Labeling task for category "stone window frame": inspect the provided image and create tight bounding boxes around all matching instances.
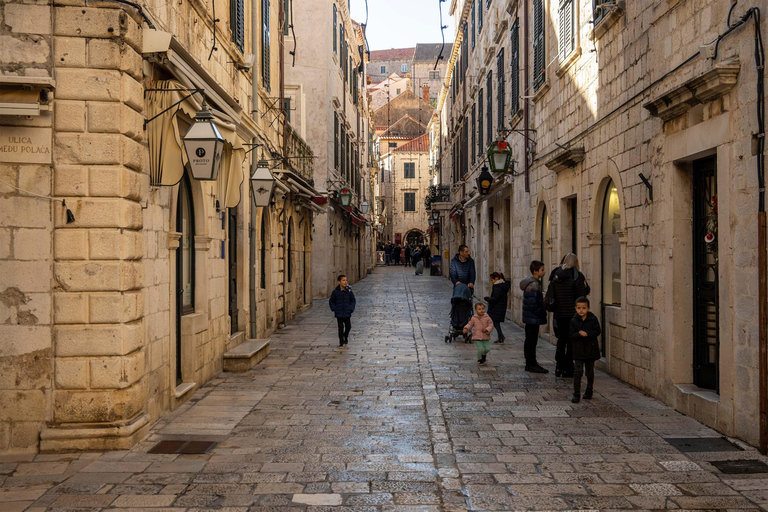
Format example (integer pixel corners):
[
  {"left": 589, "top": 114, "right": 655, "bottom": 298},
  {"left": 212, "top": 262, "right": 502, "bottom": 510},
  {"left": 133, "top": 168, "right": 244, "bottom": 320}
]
[{"left": 555, "top": 0, "right": 582, "bottom": 78}]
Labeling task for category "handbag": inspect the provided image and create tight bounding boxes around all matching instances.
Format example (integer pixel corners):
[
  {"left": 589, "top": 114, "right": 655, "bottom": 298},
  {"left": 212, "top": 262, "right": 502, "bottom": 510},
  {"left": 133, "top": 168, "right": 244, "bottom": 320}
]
[{"left": 543, "top": 281, "right": 556, "bottom": 312}]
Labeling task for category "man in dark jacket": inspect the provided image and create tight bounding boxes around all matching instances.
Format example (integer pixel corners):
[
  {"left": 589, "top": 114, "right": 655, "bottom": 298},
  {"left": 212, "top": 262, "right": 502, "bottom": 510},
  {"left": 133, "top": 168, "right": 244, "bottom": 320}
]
[
  {"left": 383, "top": 242, "right": 392, "bottom": 265},
  {"left": 519, "top": 260, "right": 548, "bottom": 373},
  {"left": 404, "top": 244, "right": 412, "bottom": 267},
  {"left": 329, "top": 275, "right": 356, "bottom": 347},
  {"left": 449, "top": 245, "right": 476, "bottom": 291}
]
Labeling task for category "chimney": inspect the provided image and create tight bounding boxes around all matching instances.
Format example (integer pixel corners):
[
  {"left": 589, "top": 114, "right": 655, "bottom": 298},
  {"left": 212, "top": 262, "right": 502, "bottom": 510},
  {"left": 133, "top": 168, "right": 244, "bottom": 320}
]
[{"left": 422, "top": 84, "right": 430, "bottom": 103}]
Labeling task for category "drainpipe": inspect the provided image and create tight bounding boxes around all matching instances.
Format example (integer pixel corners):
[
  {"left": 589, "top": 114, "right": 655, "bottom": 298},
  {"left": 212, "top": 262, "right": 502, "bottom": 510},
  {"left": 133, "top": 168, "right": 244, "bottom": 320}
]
[
  {"left": 250, "top": 0, "right": 261, "bottom": 337},
  {"left": 279, "top": 0, "right": 287, "bottom": 327},
  {"left": 523, "top": 0, "right": 530, "bottom": 193},
  {"left": 759, "top": 210, "right": 767, "bottom": 454}
]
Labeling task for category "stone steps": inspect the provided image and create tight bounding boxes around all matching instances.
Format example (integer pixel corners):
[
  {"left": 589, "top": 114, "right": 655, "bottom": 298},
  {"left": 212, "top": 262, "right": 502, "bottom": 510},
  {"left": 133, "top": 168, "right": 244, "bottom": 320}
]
[{"left": 222, "top": 339, "right": 271, "bottom": 372}]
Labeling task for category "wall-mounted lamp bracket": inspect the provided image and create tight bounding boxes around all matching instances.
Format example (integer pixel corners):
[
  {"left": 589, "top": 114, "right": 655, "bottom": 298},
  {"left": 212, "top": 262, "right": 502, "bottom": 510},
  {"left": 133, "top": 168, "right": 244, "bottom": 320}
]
[{"left": 638, "top": 173, "right": 653, "bottom": 201}]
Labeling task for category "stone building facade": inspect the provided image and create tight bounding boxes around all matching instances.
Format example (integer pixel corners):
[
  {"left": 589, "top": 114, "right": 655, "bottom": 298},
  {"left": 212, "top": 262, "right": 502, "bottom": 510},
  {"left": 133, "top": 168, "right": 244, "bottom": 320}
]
[
  {"left": 435, "top": 0, "right": 768, "bottom": 447},
  {"left": 0, "top": 0, "right": 324, "bottom": 452},
  {"left": 284, "top": 3, "right": 375, "bottom": 299},
  {"left": 366, "top": 47, "right": 415, "bottom": 84}
]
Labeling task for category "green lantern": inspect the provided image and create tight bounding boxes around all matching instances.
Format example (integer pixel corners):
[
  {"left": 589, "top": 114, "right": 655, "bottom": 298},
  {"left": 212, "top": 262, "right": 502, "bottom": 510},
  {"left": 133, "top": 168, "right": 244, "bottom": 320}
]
[
  {"left": 487, "top": 138, "right": 513, "bottom": 174},
  {"left": 339, "top": 188, "right": 353, "bottom": 207}
]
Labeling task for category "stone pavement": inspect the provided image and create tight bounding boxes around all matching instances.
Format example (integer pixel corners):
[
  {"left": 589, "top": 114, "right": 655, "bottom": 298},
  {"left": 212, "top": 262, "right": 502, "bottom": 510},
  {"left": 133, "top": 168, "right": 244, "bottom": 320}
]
[{"left": 2, "top": 266, "right": 768, "bottom": 511}]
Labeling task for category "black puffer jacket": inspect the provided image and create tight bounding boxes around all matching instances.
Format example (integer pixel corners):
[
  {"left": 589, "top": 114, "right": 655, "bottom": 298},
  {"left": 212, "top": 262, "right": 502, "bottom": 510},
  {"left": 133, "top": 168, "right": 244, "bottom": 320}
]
[
  {"left": 484, "top": 280, "right": 510, "bottom": 323},
  {"left": 569, "top": 311, "right": 602, "bottom": 361},
  {"left": 548, "top": 266, "right": 590, "bottom": 319}
]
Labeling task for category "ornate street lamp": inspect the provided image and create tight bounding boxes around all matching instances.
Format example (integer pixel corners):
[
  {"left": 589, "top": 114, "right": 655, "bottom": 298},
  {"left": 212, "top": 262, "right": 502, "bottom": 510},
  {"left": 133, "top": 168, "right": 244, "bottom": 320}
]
[
  {"left": 431, "top": 209, "right": 440, "bottom": 221},
  {"left": 487, "top": 138, "right": 513, "bottom": 174},
  {"left": 339, "top": 188, "right": 353, "bottom": 207},
  {"left": 182, "top": 100, "right": 225, "bottom": 181},
  {"left": 477, "top": 166, "right": 494, "bottom": 195},
  {"left": 250, "top": 160, "right": 275, "bottom": 207},
  {"left": 361, "top": 200, "right": 370, "bottom": 214},
  {"left": 428, "top": 218, "right": 435, "bottom": 226}
]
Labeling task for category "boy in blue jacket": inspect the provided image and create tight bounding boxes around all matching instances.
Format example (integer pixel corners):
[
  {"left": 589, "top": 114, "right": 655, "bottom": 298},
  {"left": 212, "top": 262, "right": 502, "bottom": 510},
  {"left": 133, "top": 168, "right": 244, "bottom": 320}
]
[
  {"left": 329, "top": 275, "right": 356, "bottom": 347},
  {"left": 519, "top": 260, "right": 548, "bottom": 373}
]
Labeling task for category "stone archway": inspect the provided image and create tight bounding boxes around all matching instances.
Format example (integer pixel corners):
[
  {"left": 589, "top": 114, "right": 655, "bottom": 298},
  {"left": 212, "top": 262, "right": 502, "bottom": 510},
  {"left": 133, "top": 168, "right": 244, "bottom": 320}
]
[{"left": 405, "top": 229, "right": 424, "bottom": 247}]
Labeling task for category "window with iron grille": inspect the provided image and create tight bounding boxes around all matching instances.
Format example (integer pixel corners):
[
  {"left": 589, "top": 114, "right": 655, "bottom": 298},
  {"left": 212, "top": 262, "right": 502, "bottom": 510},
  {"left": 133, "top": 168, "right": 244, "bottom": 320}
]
[
  {"left": 333, "top": 5, "right": 337, "bottom": 53},
  {"left": 533, "top": 0, "right": 545, "bottom": 90},
  {"left": 478, "top": 88, "right": 484, "bottom": 157},
  {"left": 471, "top": 104, "right": 476, "bottom": 165},
  {"left": 404, "top": 162, "right": 415, "bottom": 179},
  {"left": 510, "top": 19, "right": 520, "bottom": 115},
  {"left": 496, "top": 49, "right": 505, "bottom": 129},
  {"left": 471, "top": 2, "right": 476, "bottom": 49},
  {"left": 486, "top": 71, "right": 493, "bottom": 147},
  {"left": 334, "top": 114, "right": 339, "bottom": 170},
  {"left": 404, "top": 192, "right": 416, "bottom": 212},
  {"left": 559, "top": 0, "right": 575, "bottom": 61},
  {"left": 230, "top": 0, "right": 245, "bottom": 52},
  {"left": 262, "top": 0, "right": 271, "bottom": 91}
]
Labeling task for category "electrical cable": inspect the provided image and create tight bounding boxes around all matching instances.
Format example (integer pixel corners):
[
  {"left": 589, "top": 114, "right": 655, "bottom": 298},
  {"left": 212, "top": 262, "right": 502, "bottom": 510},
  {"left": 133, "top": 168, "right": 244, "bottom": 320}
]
[
  {"left": 91, "top": 0, "right": 155, "bottom": 28},
  {"left": 289, "top": 0, "right": 297, "bottom": 66},
  {"left": 434, "top": 0, "right": 447, "bottom": 71},
  {"left": 0, "top": 178, "right": 76, "bottom": 223},
  {"left": 363, "top": 0, "right": 371, "bottom": 61},
  {"left": 208, "top": 0, "right": 219, "bottom": 61}
]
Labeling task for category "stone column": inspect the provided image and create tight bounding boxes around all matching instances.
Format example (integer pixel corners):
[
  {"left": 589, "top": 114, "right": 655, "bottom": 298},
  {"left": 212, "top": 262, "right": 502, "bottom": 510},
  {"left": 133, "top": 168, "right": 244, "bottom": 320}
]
[{"left": 41, "top": 3, "right": 148, "bottom": 451}]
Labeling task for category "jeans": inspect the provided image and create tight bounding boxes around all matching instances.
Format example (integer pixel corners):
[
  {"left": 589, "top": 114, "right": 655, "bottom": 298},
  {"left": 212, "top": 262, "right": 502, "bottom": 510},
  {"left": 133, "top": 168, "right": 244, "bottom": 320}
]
[
  {"left": 337, "top": 317, "right": 351, "bottom": 344},
  {"left": 524, "top": 324, "right": 540, "bottom": 365},
  {"left": 554, "top": 317, "right": 574, "bottom": 375},
  {"left": 385, "top": 254, "right": 391, "bottom": 265},
  {"left": 492, "top": 319, "right": 504, "bottom": 341},
  {"left": 573, "top": 359, "right": 595, "bottom": 395},
  {"left": 475, "top": 339, "right": 490, "bottom": 360}
]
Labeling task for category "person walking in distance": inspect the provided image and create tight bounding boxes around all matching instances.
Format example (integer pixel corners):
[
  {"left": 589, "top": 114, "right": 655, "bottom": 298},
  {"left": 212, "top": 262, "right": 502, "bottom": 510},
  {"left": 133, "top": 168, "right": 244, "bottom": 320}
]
[
  {"left": 520, "top": 260, "right": 549, "bottom": 373},
  {"left": 449, "top": 245, "right": 476, "bottom": 292},
  {"left": 484, "top": 272, "right": 510, "bottom": 344},
  {"left": 569, "top": 297, "right": 602, "bottom": 403},
  {"left": 463, "top": 302, "right": 494, "bottom": 365},
  {"left": 404, "top": 244, "right": 412, "bottom": 267},
  {"left": 384, "top": 242, "right": 392, "bottom": 266},
  {"left": 329, "top": 275, "right": 356, "bottom": 347},
  {"left": 548, "top": 253, "right": 590, "bottom": 378}
]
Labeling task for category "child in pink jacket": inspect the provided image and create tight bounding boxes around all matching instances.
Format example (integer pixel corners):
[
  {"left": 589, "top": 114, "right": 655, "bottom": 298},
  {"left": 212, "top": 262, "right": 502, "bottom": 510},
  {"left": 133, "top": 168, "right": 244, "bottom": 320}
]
[{"left": 464, "top": 303, "right": 495, "bottom": 365}]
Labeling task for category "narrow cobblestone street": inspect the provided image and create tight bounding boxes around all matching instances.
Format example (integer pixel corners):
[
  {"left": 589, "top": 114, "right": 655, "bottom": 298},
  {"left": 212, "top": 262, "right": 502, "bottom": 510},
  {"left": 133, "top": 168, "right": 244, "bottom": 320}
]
[{"left": 3, "top": 266, "right": 768, "bottom": 511}]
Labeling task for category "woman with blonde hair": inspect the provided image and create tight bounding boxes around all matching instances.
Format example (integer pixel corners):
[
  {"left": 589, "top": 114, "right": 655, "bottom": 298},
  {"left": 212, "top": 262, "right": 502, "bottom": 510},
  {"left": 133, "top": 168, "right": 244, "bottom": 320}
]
[{"left": 547, "top": 252, "right": 590, "bottom": 377}]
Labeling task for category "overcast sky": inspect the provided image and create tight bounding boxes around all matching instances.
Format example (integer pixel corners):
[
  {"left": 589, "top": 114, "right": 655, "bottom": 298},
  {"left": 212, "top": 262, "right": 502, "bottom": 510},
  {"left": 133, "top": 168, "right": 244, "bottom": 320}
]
[{"left": 349, "top": 0, "right": 455, "bottom": 51}]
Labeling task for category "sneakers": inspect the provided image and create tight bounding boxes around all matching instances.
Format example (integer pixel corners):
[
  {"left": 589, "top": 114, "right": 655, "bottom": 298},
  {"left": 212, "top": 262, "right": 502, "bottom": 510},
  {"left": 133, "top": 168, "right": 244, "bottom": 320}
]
[
  {"left": 526, "top": 364, "right": 549, "bottom": 374},
  {"left": 478, "top": 355, "right": 487, "bottom": 365},
  {"left": 571, "top": 394, "right": 581, "bottom": 403},
  {"left": 493, "top": 339, "right": 505, "bottom": 344},
  {"left": 582, "top": 389, "right": 593, "bottom": 400}
]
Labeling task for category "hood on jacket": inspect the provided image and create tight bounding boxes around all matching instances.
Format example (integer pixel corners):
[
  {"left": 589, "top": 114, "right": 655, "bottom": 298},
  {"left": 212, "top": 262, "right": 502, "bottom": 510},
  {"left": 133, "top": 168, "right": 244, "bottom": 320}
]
[{"left": 519, "top": 276, "right": 540, "bottom": 292}]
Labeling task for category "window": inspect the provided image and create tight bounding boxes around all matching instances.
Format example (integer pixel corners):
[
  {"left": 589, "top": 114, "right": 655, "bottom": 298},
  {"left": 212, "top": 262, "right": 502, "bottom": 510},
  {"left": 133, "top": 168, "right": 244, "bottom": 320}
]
[
  {"left": 178, "top": 174, "right": 195, "bottom": 314},
  {"left": 559, "top": 0, "right": 575, "bottom": 61},
  {"left": 533, "top": 0, "right": 546, "bottom": 90},
  {"left": 510, "top": 19, "right": 520, "bottom": 115},
  {"left": 401, "top": 63, "right": 408, "bottom": 73},
  {"left": 388, "top": 141, "right": 397, "bottom": 148},
  {"left": 260, "top": 214, "right": 267, "bottom": 289},
  {"left": 396, "top": 88, "right": 401, "bottom": 95},
  {"left": 284, "top": 0, "right": 291, "bottom": 35},
  {"left": 404, "top": 192, "right": 416, "bottom": 212},
  {"left": 471, "top": 1, "right": 476, "bottom": 49},
  {"left": 341, "top": 126, "right": 347, "bottom": 179},
  {"left": 487, "top": 0, "right": 491, "bottom": 7},
  {"left": 471, "top": 104, "right": 476, "bottom": 165},
  {"left": 283, "top": 98, "right": 291, "bottom": 123},
  {"left": 380, "top": 65, "right": 386, "bottom": 73},
  {"left": 478, "top": 0, "right": 483, "bottom": 31},
  {"left": 486, "top": 71, "right": 493, "bottom": 147},
  {"left": 593, "top": 0, "right": 613, "bottom": 24},
  {"left": 429, "top": 70, "right": 440, "bottom": 79},
  {"left": 602, "top": 180, "right": 621, "bottom": 307},
  {"left": 333, "top": 5, "right": 337, "bottom": 53},
  {"left": 230, "top": 0, "right": 245, "bottom": 52},
  {"left": 496, "top": 49, "right": 505, "bottom": 128},
  {"left": 339, "top": 25, "right": 344, "bottom": 70},
  {"left": 262, "top": 0, "right": 271, "bottom": 91},
  {"left": 334, "top": 113, "right": 339, "bottom": 169},
  {"left": 404, "top": 162, "right": 415, "bottom": 179},
  {"left": 478, "top": 88, "right": 484, "bottom": 156}
]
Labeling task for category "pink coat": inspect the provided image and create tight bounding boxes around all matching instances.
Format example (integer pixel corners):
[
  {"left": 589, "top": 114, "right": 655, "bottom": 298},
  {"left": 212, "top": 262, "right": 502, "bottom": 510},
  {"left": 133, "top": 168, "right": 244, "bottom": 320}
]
[{"left": 464, "top": 313, "right": 494, "bottom": 341}]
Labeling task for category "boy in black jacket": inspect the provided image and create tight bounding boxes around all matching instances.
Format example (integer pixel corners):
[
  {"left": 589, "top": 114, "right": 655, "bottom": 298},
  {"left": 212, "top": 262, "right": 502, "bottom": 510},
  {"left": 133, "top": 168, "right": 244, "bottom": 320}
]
[
  {"left": 329, "top": 275, "right": 356, "bottom": 347},
  {"left": 569, "top": 297, "right": 602, "bottom": 403}
]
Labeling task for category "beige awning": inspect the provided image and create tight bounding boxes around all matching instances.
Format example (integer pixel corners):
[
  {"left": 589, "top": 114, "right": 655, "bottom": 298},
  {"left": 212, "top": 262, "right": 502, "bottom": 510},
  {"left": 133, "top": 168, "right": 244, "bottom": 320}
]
[{"left": 146, "top": 80, "right": 245, "bottom": 207}]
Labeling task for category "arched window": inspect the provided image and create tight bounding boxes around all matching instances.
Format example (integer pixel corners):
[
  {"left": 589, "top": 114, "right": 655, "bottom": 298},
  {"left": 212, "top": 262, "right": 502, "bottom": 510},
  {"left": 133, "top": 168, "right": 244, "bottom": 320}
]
[
  {"left": 601, "top": 180, "right": 622, "bottom": 306},
  {"left": 178, "top": 173, "right": 195, "bottom": 314},
  {"left": 287, "top": 219, "right": 293, "bottom": 283},
  {"left": 260, "top": 213, "right": 267, "bottom": 290}
]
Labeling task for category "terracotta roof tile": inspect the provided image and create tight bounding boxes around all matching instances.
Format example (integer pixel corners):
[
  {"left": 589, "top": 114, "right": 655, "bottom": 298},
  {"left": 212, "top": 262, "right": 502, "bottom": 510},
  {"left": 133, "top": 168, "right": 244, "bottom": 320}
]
[
  {"left": 369, "top": 47, "right": 415, "bottom": 61},
  {"left": 393, "top": 133, "right": 429, "bottom": 153}
]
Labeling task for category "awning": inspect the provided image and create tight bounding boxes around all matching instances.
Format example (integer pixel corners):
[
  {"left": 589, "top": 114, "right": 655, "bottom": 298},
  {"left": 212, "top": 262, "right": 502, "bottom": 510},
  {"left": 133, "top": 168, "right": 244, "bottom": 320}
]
[
  {"left": 146, "top": 80, "right": 245, "bottom": 207},
  {"left": 312, "top": 196, "right": 328, "bottom": 205}
]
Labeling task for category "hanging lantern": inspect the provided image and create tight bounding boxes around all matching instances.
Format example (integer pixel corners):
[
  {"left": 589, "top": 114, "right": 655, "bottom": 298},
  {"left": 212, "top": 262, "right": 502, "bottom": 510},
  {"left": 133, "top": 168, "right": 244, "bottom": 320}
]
[
  {"left": 476, "top": 166, "right": 494, "bottom": 195},
  {"left": 339, "top": 188, "right": 353, "bottom": 207},
  {"left": 487, "top": 138, "right": 513, "bottom": 174},
  {"left": 250, "top": 160, "right": 275, "bottom": 207},
  {"left": 182, "top": 100, "right": 225, "bottom": 181},
  {"left": 429, "top": 217, "right": 435, "bottom": 226},
  {"left": 361, "top": 200, "right": 370, "bottom": 214},
  {"left": 432, "top": 209, "right": 440, "bottom": 221}
]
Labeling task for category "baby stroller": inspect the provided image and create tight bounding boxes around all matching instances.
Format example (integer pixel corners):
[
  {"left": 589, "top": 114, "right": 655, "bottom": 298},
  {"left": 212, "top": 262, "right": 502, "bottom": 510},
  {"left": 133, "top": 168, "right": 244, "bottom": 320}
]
[{"left": 445, "top": 284, "right": 473, "bottom": 343}]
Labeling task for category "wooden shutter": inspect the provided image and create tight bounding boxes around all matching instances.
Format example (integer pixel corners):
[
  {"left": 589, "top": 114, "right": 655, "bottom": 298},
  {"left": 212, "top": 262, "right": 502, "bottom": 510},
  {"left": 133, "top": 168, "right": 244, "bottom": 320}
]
[
  {"left": 262, "top": 0, "right": 271, "bottom": 91},
  {"left": 559, "top": 0, "right": 574, "bottom": 61},
  {"left": 471, "top": 104, "right": 476, "bottom": 165},
  {"left": 533, "top": 0, "right": 545, "bottom": 89},
  {"left": 334, "top": 114, "right": 339, "bottom": 170},
  {"left": 333, "top": 5, "right": 337, "bottom": 53},
  {"left": 478, "top": 88, "right": 484, "bottom": 156},
  {"left": 339, "top": 25, "right": 344, "bottom": 70},
  {"left": 486, "top": 71, "right": 493, "bottom": 147},
  {"left": 496, "top": 49, "right": 505, "bottom": 129},
  {"left": 471, "top": 2, "right": 476, "bottom": 49},
  {"left": 230, "top": 0, "right": 245, "bottom": 52},
  {"left": 478, "top": 0, "right": 483, "bottom": 30},
  {"left": 510, "top": 19, "right": 520, "bottom": 115}
]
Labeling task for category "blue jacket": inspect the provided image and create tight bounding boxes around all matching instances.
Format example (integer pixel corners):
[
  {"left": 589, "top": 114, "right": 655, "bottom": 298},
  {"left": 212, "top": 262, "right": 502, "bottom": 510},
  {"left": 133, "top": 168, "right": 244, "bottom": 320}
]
[
  {"left": 329, "top": 285, "right": 356, "bottom": 318},
  {"left": 520, "top": 276, "right": 547, "bottom": 325},
  {"left": 449, "top": 255, "right": 476, "bottom": 286}
]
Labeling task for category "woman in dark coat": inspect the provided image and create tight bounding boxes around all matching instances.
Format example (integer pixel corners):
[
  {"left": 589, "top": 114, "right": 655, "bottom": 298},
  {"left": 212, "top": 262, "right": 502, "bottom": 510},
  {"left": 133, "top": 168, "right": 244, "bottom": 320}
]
[
  {"left": 548, "top": 253, "right": 590, "bottom": 377},
  {"left": 484, "top": 272, "right": 511, "bottom": 344}
]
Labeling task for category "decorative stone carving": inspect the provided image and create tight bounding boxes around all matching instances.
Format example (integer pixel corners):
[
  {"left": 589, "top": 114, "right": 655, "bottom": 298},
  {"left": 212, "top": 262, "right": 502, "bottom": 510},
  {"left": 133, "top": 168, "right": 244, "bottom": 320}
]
[
  {"left": 643, "top": 58, "right": 740, "bottom": 122},
  {"left": 545, "top": 147, "right": 585, "bottom": 172}
]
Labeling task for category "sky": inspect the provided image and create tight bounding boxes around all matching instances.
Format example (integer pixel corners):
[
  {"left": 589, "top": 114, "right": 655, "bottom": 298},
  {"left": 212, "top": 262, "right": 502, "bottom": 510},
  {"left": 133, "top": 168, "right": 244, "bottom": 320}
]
[{"left": 349, "top": 0, "right": 455, "bottom": 51}]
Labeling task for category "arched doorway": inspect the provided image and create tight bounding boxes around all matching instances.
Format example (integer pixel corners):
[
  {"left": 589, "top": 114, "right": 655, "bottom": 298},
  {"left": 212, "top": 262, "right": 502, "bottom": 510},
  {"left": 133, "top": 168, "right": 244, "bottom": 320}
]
[
  {"left": 175, "top": 173, "right": 194, "bottom": 386},
  {"left": 599, "top": 178, "right": 623, "bottom": 359},
  {"left": 405, "top": 230, "right": 423, "bottom": 247}
]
